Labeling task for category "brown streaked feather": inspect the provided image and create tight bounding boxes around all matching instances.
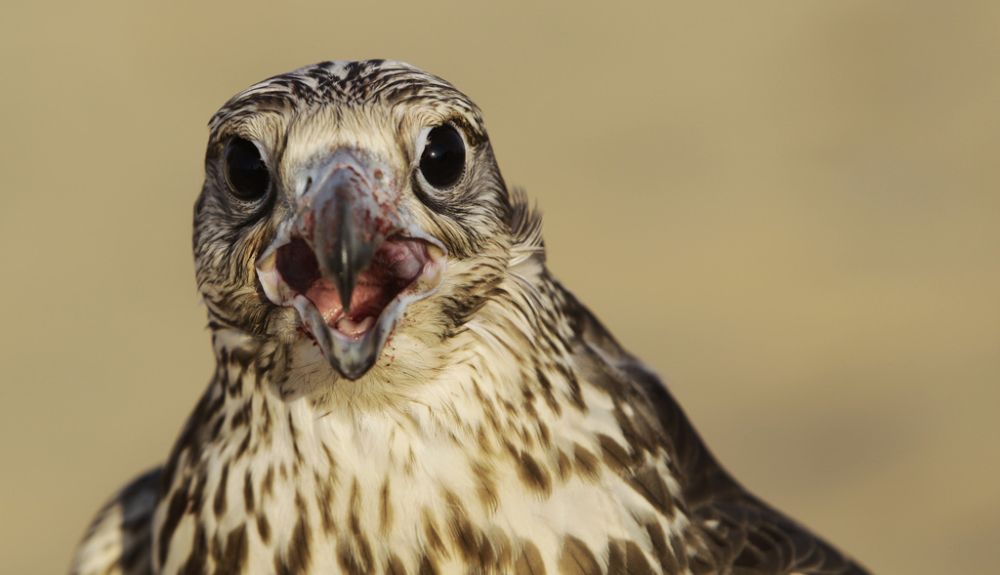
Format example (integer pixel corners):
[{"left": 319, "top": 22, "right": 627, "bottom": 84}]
[
  {"left": 515, "top": 540, "right": 547, "bottom": 575},
  {"left": 558, "top": 536, "right": 602, "bottom": 575}
]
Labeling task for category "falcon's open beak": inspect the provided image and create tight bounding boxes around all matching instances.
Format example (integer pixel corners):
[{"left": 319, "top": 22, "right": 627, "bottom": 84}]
[{"left": 256, "top": 149, "right": 446, "bottom": 379}]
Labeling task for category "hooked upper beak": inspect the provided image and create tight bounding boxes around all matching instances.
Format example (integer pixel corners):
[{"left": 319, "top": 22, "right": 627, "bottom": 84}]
[
  {"left": 256, "top": 149, "right": 446, "bottom": 379},
  {"left": 310, "top": 153, "right": 393, "bottom": 311}
]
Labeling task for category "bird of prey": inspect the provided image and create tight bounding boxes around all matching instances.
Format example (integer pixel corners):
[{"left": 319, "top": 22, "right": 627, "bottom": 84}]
[{"left": 71, "top": 60, "right": 869, "bottom": 575}]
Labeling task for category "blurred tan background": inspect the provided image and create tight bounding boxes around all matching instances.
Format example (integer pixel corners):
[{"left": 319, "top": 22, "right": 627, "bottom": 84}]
[{"left": 1, "top": 1, "right": 998, "bottom": 573}]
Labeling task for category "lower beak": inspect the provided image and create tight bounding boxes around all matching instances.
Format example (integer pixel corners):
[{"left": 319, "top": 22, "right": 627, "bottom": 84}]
[{"left": 256, "top": 149, "right": 445, "bottom": 379}]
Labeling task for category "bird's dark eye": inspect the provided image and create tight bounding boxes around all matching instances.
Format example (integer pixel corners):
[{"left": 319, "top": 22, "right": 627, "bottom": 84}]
[
  {"left": 224, "top": 138, "right": 270, "bottom": 201},
  {"left": 419, "top": 125, "right": 465, "bottom": 189}
]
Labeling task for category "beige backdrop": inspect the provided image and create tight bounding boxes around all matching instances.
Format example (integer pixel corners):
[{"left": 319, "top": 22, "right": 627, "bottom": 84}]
[{"left": 2, "top": 1, "right": 998, "bottom": 573}]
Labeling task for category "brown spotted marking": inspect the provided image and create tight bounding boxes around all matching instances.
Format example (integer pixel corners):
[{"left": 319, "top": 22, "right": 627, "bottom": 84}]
[
  {"left": 273, "top": 499, "right": 312, "bottom": 574},
  {"left": 597, "top": 434, "right": 633, "bottom": 475},
  {"left": 517, "top": 451, "right": 552, "bottom": 495},
  {"left": 255, "top": 513, "right": 272, "bottom": 545},
  {"left": 607, "top": 538, "right": 656, "bottom": 575},
  {"left": 418, "top": 555, "right": 440, "bottom": 575},
  {"left": 243, "top": 471, "right": 255, "bottom": 514},
  {"left": 379, "top": 478, "right": 394, "bottom": 534},
  {"left": 215, "top": 525, "right": 248, "bottom": 575},
  {"left": 385, "top": 553, "right": 408, "bottom": 575},
  {"left": 421, "top": 508, "right": 449, "bottom": 561},
  {"left": 645, "top": 522, "right": 681, "bottom": 575},
  {"left": 179, "top": 522, "right": 208, "bottom": 575},
  {"left": 472, "top": 459, "right": 500, "bottom": 513},
  {"left": 515, "top": 540, "right": 547, "bottom": 575},
  {"left": 336, "top": 537, "right": 373, "bottom": 575},
  {"left": 556, "top": 449, "right": 573, "bottom": 481},
  {"left": 627, "top": 465, "right": 675, "bottom": 516},
  {"left": 573, "top": 443, "right": 601, "bottom": 480},
  {"left": 558, "top": 536, "right": 601, "bottom": 575},
  {"left": 213, "top": 465, "right": 229, "bottom": 517}
]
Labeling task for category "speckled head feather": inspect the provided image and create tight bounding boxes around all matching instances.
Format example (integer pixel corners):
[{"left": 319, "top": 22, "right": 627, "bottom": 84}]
[
  {"left": 194, "top": 60, "right": 507, "bottom": 339},
  {"left": 71, "top": 60, "right": 869, "bottom": 575}
]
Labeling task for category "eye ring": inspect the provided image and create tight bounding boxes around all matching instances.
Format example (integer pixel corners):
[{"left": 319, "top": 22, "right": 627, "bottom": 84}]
[
  {"left": 224, "top": 137, "right": 271, "bottom": 202},
  {"left": 417, "top": 124, "right": 466, "bottom": 190}
]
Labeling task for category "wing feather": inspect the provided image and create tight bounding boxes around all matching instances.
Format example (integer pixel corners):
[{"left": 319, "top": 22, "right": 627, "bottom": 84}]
[
  {"left": 70, "top": 468, "right": 161, "bottom": 575},
  {"left": 561, "top": 286, "right": 869, "bottom": 575}
]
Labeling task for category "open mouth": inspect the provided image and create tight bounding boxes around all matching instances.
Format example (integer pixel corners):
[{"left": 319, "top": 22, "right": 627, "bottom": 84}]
[
  {"left": 256, "top": 228, "right": 446, "bottom": 379},
  {"left": 273, "top": 235, "right": 439, "bottom": 339},
  {"left": 255, "top": 147, "right": 446, "bottom": 379}
]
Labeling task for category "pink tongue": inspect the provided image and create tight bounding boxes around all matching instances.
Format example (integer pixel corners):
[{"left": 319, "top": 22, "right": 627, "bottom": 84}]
[
  {"left": 305, "top": 278, "right": 345, "bottom": 323},
  {"left": 336, "top": 315, "right": 375, "bottom": 337},
  {"left": 304, "top": 275, "right": 393, "bottom": 324}
]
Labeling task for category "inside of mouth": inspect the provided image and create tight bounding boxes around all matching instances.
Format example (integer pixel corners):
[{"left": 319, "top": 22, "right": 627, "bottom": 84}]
[{"left": 276, "top": 236, "right": 429, "bottom": 338}]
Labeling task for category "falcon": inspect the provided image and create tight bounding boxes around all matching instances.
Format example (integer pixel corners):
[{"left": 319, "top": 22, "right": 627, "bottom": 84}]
[{"left": 71, "top": 60, "right": 869, "bottom": 575}]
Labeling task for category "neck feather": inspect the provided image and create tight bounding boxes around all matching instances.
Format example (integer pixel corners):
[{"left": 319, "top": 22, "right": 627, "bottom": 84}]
[{"left": 154, "top": 254, "right": 690, "bottom": 574}]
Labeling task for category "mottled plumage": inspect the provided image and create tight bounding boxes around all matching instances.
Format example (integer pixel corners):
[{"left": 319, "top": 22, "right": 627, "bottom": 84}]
[{"left": 71, "top": 60, "right": 868, "bottom": 575}]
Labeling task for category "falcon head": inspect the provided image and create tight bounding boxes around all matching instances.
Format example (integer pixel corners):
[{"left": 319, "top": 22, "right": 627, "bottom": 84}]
[{"left": 193, "top": 60, "right": 520, "bottom": 382}]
